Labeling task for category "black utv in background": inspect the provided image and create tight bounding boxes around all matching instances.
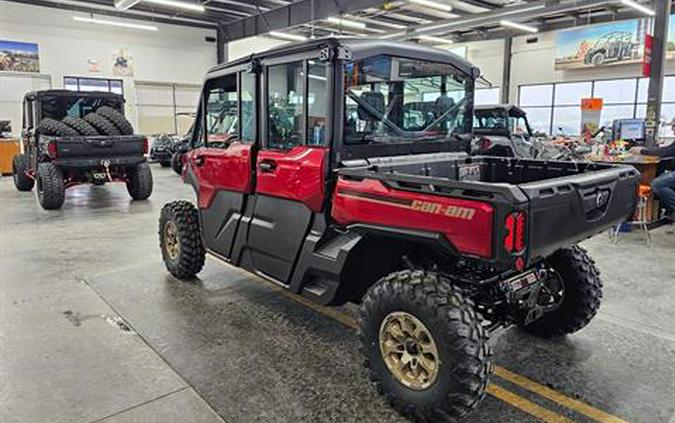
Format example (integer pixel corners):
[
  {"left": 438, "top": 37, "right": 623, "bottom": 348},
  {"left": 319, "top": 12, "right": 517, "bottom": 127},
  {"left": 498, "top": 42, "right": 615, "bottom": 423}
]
[{"left": 12, "top": 90, "right": 152, "bottom": 210}]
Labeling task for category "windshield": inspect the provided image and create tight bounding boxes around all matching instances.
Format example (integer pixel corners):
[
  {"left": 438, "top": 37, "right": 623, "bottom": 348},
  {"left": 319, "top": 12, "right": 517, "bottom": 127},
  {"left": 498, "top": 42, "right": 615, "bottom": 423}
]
[
  {"left": 344, "top": 55, "right": 472, "bottom": 145},
  {"left": 474, "top": 110, "right": 531, "bottom": 137}
]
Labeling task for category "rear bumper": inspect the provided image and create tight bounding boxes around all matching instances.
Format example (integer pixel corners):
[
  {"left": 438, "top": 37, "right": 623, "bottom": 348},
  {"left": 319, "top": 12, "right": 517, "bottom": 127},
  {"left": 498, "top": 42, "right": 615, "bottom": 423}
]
[
  {"left": 54, "top": 156, "right": 146, "bottom": 169},
  {"left": 150, "top": 150, "right": 172, "bottom": 162}
]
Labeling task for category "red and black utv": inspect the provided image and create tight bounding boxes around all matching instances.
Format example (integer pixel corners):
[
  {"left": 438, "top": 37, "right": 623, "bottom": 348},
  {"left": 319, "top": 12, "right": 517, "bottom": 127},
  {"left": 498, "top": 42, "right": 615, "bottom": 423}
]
[
  {"left": 12, "top": 90, "right": 152, "bottom": 210},
  {"left": 158, "top": 38, "right": 639, "bottom": 421}
]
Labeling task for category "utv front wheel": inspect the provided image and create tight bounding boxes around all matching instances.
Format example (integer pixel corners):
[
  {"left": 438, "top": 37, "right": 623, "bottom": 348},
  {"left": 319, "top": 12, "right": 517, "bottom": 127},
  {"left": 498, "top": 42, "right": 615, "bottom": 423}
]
[
  {"left": 359, "top": 270, "right": 492, "bottom": 421},
  {"left": 12, "top": 154, "right": 34, "bottom": 191},
  {"left": 159, "top": 201, "right": 205, "bottom": 279},
  {"left": 520, "top": 246, "right": 602, "bottom": 337},
  {"left": 36, "top": 162, "right": 65, "bottom": 210},
  {"left": 126, "top": 162, "right": 153, "bottom": 200}
]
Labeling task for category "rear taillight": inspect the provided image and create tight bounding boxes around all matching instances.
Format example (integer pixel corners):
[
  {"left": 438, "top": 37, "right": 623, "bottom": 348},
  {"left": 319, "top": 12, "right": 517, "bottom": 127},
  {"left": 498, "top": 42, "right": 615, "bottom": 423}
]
[
  {"left": 47, "top": 141, "right": 58, "bottom": 158},
  {"left": 504, "top": 211, "right": 526, "bottom": 254},
  {"left": 143, "top": 137, "right": 149, "bottom": 155},
  {"left": 479, "top": 137, "right": 492, "bottom": 150}
]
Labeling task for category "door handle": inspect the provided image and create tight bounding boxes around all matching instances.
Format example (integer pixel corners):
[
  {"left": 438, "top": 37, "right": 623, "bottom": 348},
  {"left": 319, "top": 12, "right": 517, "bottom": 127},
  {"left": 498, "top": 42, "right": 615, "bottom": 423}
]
[
  {"left": 259, "top": 159, "right": 276, "bottom": 173},
  {"left": 194, "top": 156, "right": 205, "bottom": 167}
]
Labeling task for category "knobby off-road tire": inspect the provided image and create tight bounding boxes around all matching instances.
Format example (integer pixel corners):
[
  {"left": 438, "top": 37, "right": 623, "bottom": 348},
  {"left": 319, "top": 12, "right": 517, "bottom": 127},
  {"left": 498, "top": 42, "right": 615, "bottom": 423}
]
[
  {"left": 159, "top": 201, "right": 205, "bottom": 279},
  {"left": 84, "top": 113, "right": 121, "bottom": 136},
  {"left": 96, "top": 106, "right": 134, "bottom": 135},
  {"left": 171, "top": 152, "right": 183, "bottom": 175},
  {"left": 62, "top": 116, "right": 99, "bottom": 136},
  {"left": 37, "top": 118, "right": 79, "bottom": 137},
  {"left": 521, "top": 246, "right": 602, "bottom": 337},
  {"left": 359, "top": 270, "right": 492, "bottom": 422},
  {"left": 12, "top": 153, "right": 34, "bottom": 191},
  {"left": 36, "top": 162, "right": 65, "bottom": 210},
  {"left": 126, "top": 162, "right": 153, "bottom": 200}
]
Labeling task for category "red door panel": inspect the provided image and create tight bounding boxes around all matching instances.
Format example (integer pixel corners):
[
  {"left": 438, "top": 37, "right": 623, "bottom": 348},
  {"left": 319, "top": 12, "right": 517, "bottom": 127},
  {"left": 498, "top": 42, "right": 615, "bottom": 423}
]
[
  {"left": 331, "top": 177, "right": 495, "bottom": 258},
  {"left": 188, "top": 142, "right": 253, "bottom": 209},
  {"left": 255, "top": 146, "right": 328, "bottom": 212}
]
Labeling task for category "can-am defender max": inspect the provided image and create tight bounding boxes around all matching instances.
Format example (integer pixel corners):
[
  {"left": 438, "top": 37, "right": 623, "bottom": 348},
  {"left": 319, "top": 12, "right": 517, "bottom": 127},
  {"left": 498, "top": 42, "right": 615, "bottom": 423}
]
[{"left": 158, "top": 38, "right": 638, "bottom": 421}]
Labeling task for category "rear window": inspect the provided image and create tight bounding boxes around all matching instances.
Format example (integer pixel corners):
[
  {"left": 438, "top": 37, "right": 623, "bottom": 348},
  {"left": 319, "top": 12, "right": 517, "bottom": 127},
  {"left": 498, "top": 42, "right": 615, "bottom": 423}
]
[{"left": 39, "top": 95, "right": 124, "bottom": 120}]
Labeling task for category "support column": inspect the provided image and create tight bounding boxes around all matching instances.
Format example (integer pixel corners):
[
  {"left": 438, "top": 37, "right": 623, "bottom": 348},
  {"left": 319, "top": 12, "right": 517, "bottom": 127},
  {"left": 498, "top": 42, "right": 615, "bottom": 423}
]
[
  {"left": 645, "top": 0, "right": 671, "bottom": 146},
  {"left": 501, "top": 36, "right": 513, "bottom": 104},
  {"left": 216, "top": 26, "right": 227, "bottom": 64}
]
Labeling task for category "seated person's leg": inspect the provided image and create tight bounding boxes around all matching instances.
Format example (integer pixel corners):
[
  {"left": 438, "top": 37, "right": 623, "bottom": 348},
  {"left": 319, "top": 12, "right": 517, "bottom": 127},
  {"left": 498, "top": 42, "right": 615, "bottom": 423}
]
[{"left": 651, "top": 172, "right": 675, "bottom": 215}]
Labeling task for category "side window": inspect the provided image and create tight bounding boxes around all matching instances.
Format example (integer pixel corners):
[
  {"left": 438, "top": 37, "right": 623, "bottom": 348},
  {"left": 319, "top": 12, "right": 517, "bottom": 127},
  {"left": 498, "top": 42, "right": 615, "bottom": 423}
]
[
  {"left": 307, "top": 61, "right": 328, "bottom": 145},
  {"left": 240, "top": 72, "right": 256, "bottom": 143},
  {"left": 192, "top": 105, "right": 205, "bottom": 148},
  {"left": 267, "top": 61, "right": 304, "bottom": 150},
  {"left": 205, "top": 74, "right": 238, "bottom": 149}
]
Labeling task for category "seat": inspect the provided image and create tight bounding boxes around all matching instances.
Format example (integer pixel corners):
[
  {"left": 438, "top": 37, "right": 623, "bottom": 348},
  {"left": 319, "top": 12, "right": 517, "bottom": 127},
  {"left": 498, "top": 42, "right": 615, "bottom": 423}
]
[{"left": 610, "top": 184, "right": 652, "bottom": 246}]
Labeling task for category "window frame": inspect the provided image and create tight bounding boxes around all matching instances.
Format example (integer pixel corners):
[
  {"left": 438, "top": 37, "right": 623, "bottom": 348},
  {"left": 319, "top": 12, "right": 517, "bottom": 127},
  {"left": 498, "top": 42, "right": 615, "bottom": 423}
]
[
  {"left": 518, "top": 75, "right": 675, "bottom": 135},
  {"left": 63, "top": 76, "right": 124, "bottom": 95},
  {"left": 260, "top": 52, "right": 329, "bottom": 151}
]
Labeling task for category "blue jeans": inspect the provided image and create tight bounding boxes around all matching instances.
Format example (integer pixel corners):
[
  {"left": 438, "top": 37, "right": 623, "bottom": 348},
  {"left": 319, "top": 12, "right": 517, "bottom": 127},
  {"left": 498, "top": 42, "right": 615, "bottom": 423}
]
[{"left": 651, "top": 171, "right": 675, "bottom": 212}]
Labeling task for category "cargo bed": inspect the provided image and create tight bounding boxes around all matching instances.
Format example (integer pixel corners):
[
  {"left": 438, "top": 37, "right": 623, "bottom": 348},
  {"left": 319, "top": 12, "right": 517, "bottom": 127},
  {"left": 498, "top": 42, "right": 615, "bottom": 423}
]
[{"left": 336, "top": 152, "right": 640, "bottom": 268}]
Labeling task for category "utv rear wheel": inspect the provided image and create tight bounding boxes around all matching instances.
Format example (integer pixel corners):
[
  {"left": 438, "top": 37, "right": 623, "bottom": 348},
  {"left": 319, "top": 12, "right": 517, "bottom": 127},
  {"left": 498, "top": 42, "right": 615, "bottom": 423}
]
[
  {"left": 359, "top": 270, "right": 492, "bottom": 422},
  {"left": 12, "top": 154, "right": 34, "bottom": 191},
  {"left": 159, "top": 201, "right": 205, "bottom": 279},
  {"left": 126, "top": 162, "right": 153, "bottom": 200},
  {"left": 171, "top": 152, "right": 183, "bottom": 175},
  {"left": 520, "top": 246, "right": 602, "bottom": 337},
  {"left": 96, "top": 106, "right": 134, "bottom": 135},
  {"left": 36, "top": 162, "right": 65, "bottom": 210}
]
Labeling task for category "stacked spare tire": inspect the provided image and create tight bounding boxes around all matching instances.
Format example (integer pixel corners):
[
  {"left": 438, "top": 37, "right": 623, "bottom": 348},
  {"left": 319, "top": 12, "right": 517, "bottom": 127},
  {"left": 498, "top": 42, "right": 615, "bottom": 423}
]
[
  {"left": 36, "top": 106, "right": 134, "bottom": 137},
  {"left": 13, "top": 102, "right": 152, "bottom": 210}
]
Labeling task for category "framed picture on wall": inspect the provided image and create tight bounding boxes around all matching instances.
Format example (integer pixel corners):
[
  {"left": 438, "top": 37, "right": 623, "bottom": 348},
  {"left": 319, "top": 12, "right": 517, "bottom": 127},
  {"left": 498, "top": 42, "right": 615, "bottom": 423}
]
[{"left": 0, "top": 40, "right": 40, "bottom": 73}]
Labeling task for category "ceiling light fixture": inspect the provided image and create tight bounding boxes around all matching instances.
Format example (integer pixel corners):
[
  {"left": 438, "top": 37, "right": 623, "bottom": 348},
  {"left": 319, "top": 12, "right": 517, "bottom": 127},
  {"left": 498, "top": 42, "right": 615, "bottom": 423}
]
[
  {"left": 417, "top": 35, "right": 454, "bottom": 45},
  {"left": 268, "top": 31, "right": 308, "bottom": 41},
  {"left": 73, "top": 16, "right": 158, "bottom": 31},
  {"left": 499, "top": 20, "right": 538, "bottom": 33},
  {"left": 143, "top": 0, "right": 205, "bottom": 12},
  {"left": 620, "top": 0, "right": 655, "bottom": 16},
  {"left": 326, "top": 17, "right": 367, "bottom": 30},
  {"left": 409, "top": 0, "right": 452, "bottom": 12}
]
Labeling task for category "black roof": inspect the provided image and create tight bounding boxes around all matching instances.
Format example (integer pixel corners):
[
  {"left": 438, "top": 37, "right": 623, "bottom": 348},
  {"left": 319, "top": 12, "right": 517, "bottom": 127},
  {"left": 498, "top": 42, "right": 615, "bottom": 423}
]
[
  {"left": 208, "top": 36, "right": 480, "bottom": 78},
  {"left": 475, "top": 104, "right": 527, "bottom": 116},
  {"left": 25, "top": 90, "right": 124, "bottom": 101}
]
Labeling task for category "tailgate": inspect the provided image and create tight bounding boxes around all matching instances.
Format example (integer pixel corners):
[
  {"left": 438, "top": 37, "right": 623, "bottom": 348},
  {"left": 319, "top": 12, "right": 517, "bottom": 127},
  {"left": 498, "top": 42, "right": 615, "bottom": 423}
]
[
  {"left": 46, "top": 135, "right": 145, "bottom": 158},
  {"left": 519, "top": 165, "right": 639, "bottom": 263}
]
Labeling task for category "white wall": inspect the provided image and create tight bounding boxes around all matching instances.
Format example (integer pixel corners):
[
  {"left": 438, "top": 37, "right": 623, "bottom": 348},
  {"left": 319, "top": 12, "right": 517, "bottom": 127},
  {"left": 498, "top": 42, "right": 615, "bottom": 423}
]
[
  {"left": 458, "top": 39, "right": 505, "bottom": 89},
  {"left": 228, "top": 36, "right": 290, "bottom": 62},
  {"left": 0, "top": 2, "right": 216, "bottom": 130}
]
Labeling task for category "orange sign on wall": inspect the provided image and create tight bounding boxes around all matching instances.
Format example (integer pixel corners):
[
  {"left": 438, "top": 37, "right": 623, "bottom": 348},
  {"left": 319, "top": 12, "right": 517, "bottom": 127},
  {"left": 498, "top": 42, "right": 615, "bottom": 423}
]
[{"left": 581, "top": 98, "right": 604, "bottom": 111}]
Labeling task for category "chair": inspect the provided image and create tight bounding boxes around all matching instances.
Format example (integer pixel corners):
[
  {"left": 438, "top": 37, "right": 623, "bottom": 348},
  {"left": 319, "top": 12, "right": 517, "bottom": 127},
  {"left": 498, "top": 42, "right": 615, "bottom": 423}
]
[{"left": 610, "top": 184, "right": 652, "bottom": 246}]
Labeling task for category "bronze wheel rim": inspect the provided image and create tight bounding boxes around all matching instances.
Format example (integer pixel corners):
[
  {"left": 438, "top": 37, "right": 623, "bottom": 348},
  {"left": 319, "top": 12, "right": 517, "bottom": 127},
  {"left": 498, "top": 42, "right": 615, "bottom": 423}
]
[
  {"left": 379, "top": 311, "right": 439, "bottom": 390},
  {"left": 164, "top": 221, "right": 180, "bottom": 260}
]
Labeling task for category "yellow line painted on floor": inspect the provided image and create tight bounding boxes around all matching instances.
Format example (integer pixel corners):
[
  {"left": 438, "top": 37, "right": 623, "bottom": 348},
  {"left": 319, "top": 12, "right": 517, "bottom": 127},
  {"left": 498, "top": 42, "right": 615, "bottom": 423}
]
[
  {"left": 486, "top": 383, "right": 576, "bottom": 423},
  {"left": 494, "top": 367, "right": 630, "bottom": 423}
]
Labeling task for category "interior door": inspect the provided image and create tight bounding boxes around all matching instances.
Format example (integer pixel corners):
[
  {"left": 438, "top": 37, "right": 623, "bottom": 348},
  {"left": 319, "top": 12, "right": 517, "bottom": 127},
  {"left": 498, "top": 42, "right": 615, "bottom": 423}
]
[
  {"left": 186, "top": 71, "right": 254, "bottom": 260},
  {"left": 246, "top": 59, "right": 330, "bottom": 283}
]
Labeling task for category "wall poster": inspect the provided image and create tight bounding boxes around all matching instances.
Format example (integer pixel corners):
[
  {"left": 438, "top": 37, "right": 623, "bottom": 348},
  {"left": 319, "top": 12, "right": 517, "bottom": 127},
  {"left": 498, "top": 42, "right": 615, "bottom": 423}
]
[{"left": 0, "top": 40, "right": 40, "bottom": 73}]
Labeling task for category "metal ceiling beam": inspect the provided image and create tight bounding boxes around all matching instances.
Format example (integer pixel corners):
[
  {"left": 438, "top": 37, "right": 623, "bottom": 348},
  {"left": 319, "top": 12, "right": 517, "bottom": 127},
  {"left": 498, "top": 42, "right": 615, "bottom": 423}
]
[
  {"left": 221, "top": 0, "right": 385, "bottom": 41},
  {"left": 385, "top": 0, "right": 614, "bottom": 40},
  {"left": 3, "top": 0, "right": 218, "bottom": 29}
]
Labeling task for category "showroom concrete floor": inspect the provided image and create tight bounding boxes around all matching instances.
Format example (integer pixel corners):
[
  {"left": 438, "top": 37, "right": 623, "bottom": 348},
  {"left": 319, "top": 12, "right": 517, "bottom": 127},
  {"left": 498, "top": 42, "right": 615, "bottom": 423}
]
[{"left": 1, "top": 167, "right": 674, "bottom": 423}]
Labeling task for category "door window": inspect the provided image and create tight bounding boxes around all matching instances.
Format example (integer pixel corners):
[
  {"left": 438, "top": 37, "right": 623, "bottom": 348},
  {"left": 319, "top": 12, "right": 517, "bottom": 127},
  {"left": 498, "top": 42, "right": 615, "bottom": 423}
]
[
  {"left": 240, "top": 72, "right": 256, "bottom": 143},
  {"left": 307, "top": 61, "right": 328, "bottom": 146},
  {"left": 267, "top": 61, "right": 305, "bottom": 149},
  {"left": 204, "top": 74, "right": 238, "bottom": 149}
]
